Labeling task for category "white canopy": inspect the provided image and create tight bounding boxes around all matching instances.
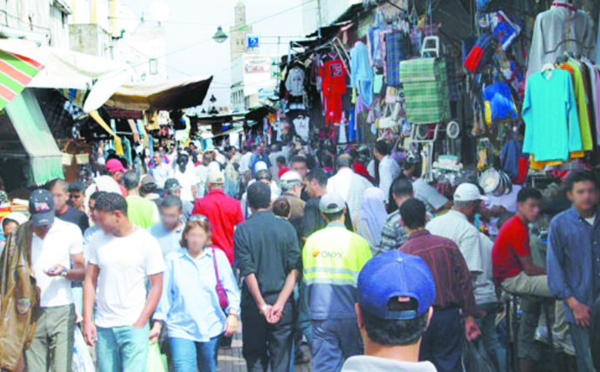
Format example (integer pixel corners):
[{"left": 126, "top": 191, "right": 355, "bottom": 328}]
[{"left": 0, "top": 39, "right": 127, "bottom": 112}]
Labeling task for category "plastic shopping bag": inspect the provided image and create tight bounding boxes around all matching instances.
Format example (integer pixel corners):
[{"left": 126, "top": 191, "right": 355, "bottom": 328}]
[
  {"left": 462, "top": 339, "right": 498, "bottom": 372},
  {"left": 72, "top": 327, "right": 95, "bottom": 372},
  {"left": 147, "top": 342, "right": 168, "bottom": 372}
]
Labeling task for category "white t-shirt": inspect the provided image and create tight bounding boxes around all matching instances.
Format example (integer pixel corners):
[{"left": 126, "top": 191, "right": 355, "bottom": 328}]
[
  {"left": 327, "top": 168, "right": 373, "bottom": 223},
  {"left": 171, "top": 163, "right": 199, "bottom": 202},
  {"left": 32, "top": 219, "right": 83, "bottom": 308},
  {"left": 88, "top": 228, "right": 166, "bottom": 328},
  {"left": 585, "top": 215, "right": 596, "bottom": 226}
]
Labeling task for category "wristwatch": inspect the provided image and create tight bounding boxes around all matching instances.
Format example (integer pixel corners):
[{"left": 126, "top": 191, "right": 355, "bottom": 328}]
[
  {"left": 60, "top": 267, "right": 68, "bottom": 278},
  {"left": 228, "top": 309, "right": 239, "bottom": 319}
]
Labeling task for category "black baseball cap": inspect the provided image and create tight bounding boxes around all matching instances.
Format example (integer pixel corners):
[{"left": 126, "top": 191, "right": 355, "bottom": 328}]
[
  {"left": 68, "top": 180, "right": 86, "bottom": 193},
  {"left": 29, "top": 189, "right": 55, "bottom": 226}
]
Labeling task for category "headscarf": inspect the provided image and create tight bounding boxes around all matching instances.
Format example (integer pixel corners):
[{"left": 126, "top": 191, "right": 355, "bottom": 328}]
[{"left": 358, "top": 187, "right": 387, "bottom": 247}]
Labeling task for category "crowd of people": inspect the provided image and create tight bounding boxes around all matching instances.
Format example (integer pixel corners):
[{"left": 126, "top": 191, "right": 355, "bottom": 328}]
[{"left": 2, "top": 139, "right": 600, "bottom": 372}]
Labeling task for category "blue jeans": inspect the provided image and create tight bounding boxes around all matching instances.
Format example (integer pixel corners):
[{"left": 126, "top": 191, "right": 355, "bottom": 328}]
[
  {"left": 169, "top": 336, "right": 220, "bottom": 372},
  {"left": 476, "top": 302, "right": 506, "bottom": 372},
  {"left": 96, "top": 325, "right": 149, "bottom": 372},
  {"left": 570, "top": 324, "right": 595, "bottom": 372},
  {"left": 311, "top": 318, "right": 362, "bottom": 372}
]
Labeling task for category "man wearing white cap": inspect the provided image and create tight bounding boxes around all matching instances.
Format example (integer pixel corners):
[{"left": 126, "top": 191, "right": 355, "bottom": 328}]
[
  {"left": 280, "top": 170, "right": 306, "bottom": 224},
  {"left": 426, "top": 183, "right": 495, "bottom": 328}
]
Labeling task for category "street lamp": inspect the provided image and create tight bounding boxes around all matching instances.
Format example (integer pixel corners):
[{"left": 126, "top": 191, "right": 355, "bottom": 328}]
[
  {"left": 208, "top": 95, "right": 219, "bottom": 115},
  {"left": 213, "top": 26, "right": 228, "bottom": 43}
]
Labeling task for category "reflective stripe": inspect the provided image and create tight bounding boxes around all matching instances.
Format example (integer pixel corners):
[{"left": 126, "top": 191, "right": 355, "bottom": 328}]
[
  {"left": 305, "top": 277, "right": 357, "bottom": 286},
  {"left": 304, "top": 267, "right": 358, "bottom": 276}
]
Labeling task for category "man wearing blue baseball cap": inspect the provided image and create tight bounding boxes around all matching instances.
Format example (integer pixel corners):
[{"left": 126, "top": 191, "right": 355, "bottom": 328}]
[
  {"left": 341, "top": 250, "right": 437, "bottom": 371},
  {"left": 26, "top": 189, "right": 85, "bottom": 372}
]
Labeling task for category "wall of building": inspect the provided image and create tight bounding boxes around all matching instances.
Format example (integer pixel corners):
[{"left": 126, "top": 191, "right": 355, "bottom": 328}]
[
  {"left": 230, "top": 53, "right": 276, "bottom": 111},
  {"left": 0, "top": 0, "right": 71, "bottom": 48},
  {"left": 69, "top": 23, "right": 112, "bottom": 58},
  {"left": 114, "top": 23, "right": 167, "bottom": 83}
]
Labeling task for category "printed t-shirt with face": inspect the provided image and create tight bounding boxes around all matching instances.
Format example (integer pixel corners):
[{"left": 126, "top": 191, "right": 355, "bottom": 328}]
[
  {"left": 88, "top": 227, "right": 166, "bottom": 328},
  {"left": 32, "top": 219, "right": 83, "bottom": 307}
]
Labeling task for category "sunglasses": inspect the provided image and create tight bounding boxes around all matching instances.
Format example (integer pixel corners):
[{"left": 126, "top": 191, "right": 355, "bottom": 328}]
[{"left": 188, "top": 214, "right": 208, "bottom": 222}]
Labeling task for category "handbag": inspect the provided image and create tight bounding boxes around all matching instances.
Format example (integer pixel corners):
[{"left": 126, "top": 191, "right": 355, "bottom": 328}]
[{"left": 212, "top": 247, "right": 229, "bottom": 310}]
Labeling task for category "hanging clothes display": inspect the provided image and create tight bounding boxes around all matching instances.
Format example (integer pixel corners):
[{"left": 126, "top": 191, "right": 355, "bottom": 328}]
[
  {"left": 384, "top": 31, "right": 411, "bottom": 86},
  {"left": 350, "top": 41, "right": 374, "bottom": 106},
  {"left": 292, "top": 114, "right": 310, "bottom": 142},
  {"left": 522, "top": 69, "right": 581, "bottom": 162},
  {"left": 527, "top": 1, "right": 596, "bottom": 77},
  {"left": 557, "top": 61, "right": 593, "bottom": 151},
  {"left": 597, "top": 11, "right": 600, "bottom": 64},
  {"left": 319, "top": 55, "right": 347, "bottom": 126}
]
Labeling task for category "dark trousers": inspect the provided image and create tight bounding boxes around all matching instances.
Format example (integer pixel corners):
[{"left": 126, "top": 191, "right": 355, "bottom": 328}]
[
  {"left": 420, "top": 307, "right": 463, "bottom": 372},
  {"left": 241, "top": 292, "right": 295, "bottom": 372}
]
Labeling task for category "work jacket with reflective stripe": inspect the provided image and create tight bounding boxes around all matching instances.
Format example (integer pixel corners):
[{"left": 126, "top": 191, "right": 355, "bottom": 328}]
[{"left": 303, "top": 223, "right": 372, "bottom": 320}]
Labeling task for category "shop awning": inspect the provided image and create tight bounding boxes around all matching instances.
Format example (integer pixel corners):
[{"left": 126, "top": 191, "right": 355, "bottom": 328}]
[
  {"left": 105, "top": 75, "right": 214, "bottom": 111},
  {"left": 5, "top": 89, "right": 64, "bottom": 185},
  {"left": 0, "top": 38, "right": 130, "bottom": 112}
]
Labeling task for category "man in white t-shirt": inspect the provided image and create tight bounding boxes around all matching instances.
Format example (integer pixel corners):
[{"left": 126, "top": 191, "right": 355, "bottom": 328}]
[
  {"left": 327, "top": 154, "right": 373, "bottom": 222},
  {"left": 83, "top": 193, "right": 165, "bottom": 372},
  {"left": 25, "top": 189, "right": 85, "bottom": 372}
]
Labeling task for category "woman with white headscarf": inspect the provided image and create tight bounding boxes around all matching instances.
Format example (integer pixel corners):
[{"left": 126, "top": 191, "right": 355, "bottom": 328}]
[{"left": 355, "top": 187, "right": 387, "bottom": 255}]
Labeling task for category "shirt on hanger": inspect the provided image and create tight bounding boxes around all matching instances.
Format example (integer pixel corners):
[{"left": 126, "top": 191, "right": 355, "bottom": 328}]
[
  {"left": 558, "top": 61, "right": 593, "bottom": 151},
  {"left": 292, "top": 115, "right": 310, "bottom": 142},
  {"left": 522, "top": 69, "right": 582, "bottom": 162},
  {"left": 319, "top": 59, "right": 347, "bottom": 96},
  {"left": 527, "top": 5, "right": 596, "bottom": 77},
  {"left": 350, "top": 41, "right": 374, "bottom": 106}
]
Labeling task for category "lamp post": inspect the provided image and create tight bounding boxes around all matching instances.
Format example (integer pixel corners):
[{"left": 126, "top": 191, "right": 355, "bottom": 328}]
[
  {"left": 208, "top": 95, "right": 219, "bottom": 115},
  {"left": 213, "top": 26, "right": 228, "bottom": 43}
]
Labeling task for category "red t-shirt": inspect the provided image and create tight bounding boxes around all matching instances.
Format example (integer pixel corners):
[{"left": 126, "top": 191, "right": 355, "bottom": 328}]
[
  {"left": 492, "top": 215, "right": 530, "bottom": 281},
  {"left": 192, "top": 189, "right": 244, "bottom": 265},
  {"left": 318, "top": 60, "right": 346, "bottom": 96},
  {"left": 278, "top": 167, "right": 290, "bottom": 178}
]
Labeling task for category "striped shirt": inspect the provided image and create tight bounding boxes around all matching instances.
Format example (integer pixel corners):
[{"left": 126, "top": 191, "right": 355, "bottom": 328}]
[{"left": 400, "top": 229, "right": 479, "bottom": 317}]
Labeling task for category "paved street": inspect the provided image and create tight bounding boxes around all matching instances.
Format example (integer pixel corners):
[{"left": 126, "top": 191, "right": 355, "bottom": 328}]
[{"left": 218, "top": 329, "right": 311, "bottom": 372}]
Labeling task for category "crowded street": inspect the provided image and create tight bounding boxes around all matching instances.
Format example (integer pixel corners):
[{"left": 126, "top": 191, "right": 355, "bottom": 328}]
[{"left": 1, "top": 0, "right": 600, "bottom": 372}]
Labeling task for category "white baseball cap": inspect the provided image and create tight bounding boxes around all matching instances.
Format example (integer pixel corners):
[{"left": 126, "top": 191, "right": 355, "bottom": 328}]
[
  {"left": 254, "top": 161, "right": 268, "bottom": 172},
  {"left": 454, "top": 183, "right": 488, "bottom": 202},
  {"left": 280, "top": 170, "right": 303, "bottom": 184},
  {"left": 207, "top": 169, "right": 225, "bottom": 185}
]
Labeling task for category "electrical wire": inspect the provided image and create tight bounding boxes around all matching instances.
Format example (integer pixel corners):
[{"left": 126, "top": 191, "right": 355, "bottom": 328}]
[{"left": 123, "top": 0, "right": 314, "bottom": 71}]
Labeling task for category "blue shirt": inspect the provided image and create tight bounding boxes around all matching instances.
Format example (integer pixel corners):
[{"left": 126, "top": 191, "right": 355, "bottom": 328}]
[
  {"left": 154, "top": 247, "right": 241, "bottom": 342},
  {"left": 148, "top": 223, "right": 184, "bottom": 258},
  {"left": 248, "top": 152, "right": 272, "bottom": 176},
  {"left": 547, "top": 206, "right": 600, "bottom": 323},
  {"left": 522, "top": 70, "right": 581, "bottom": 161}
]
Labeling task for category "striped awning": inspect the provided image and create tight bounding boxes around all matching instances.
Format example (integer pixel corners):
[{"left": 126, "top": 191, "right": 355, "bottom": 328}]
[{"left": 0, "top": 49, "right": 43, "bottom": 110}]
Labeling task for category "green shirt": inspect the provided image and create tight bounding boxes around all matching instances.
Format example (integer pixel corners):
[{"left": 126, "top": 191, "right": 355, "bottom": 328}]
[{"left": 126, "top": 195, "right": 159, "bottom": 229}]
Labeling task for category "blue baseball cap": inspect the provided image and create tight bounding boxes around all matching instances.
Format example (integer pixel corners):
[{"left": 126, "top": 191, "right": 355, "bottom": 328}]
[
  {"left": 28, "top": 189, "right": 55, "bottom": 227},
  {"left": 358, "top": 250, "right": 436, "bottom": 320}
]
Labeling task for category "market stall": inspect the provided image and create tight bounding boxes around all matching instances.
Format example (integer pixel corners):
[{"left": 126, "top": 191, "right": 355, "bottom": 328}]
[{"left": 271, "top": 0, "right": 598, "bottom": 212}]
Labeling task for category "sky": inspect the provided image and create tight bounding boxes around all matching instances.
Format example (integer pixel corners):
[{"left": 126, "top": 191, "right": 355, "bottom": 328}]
[{"left": 119, "top": 0, "right": 312, "bottom": 108}]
